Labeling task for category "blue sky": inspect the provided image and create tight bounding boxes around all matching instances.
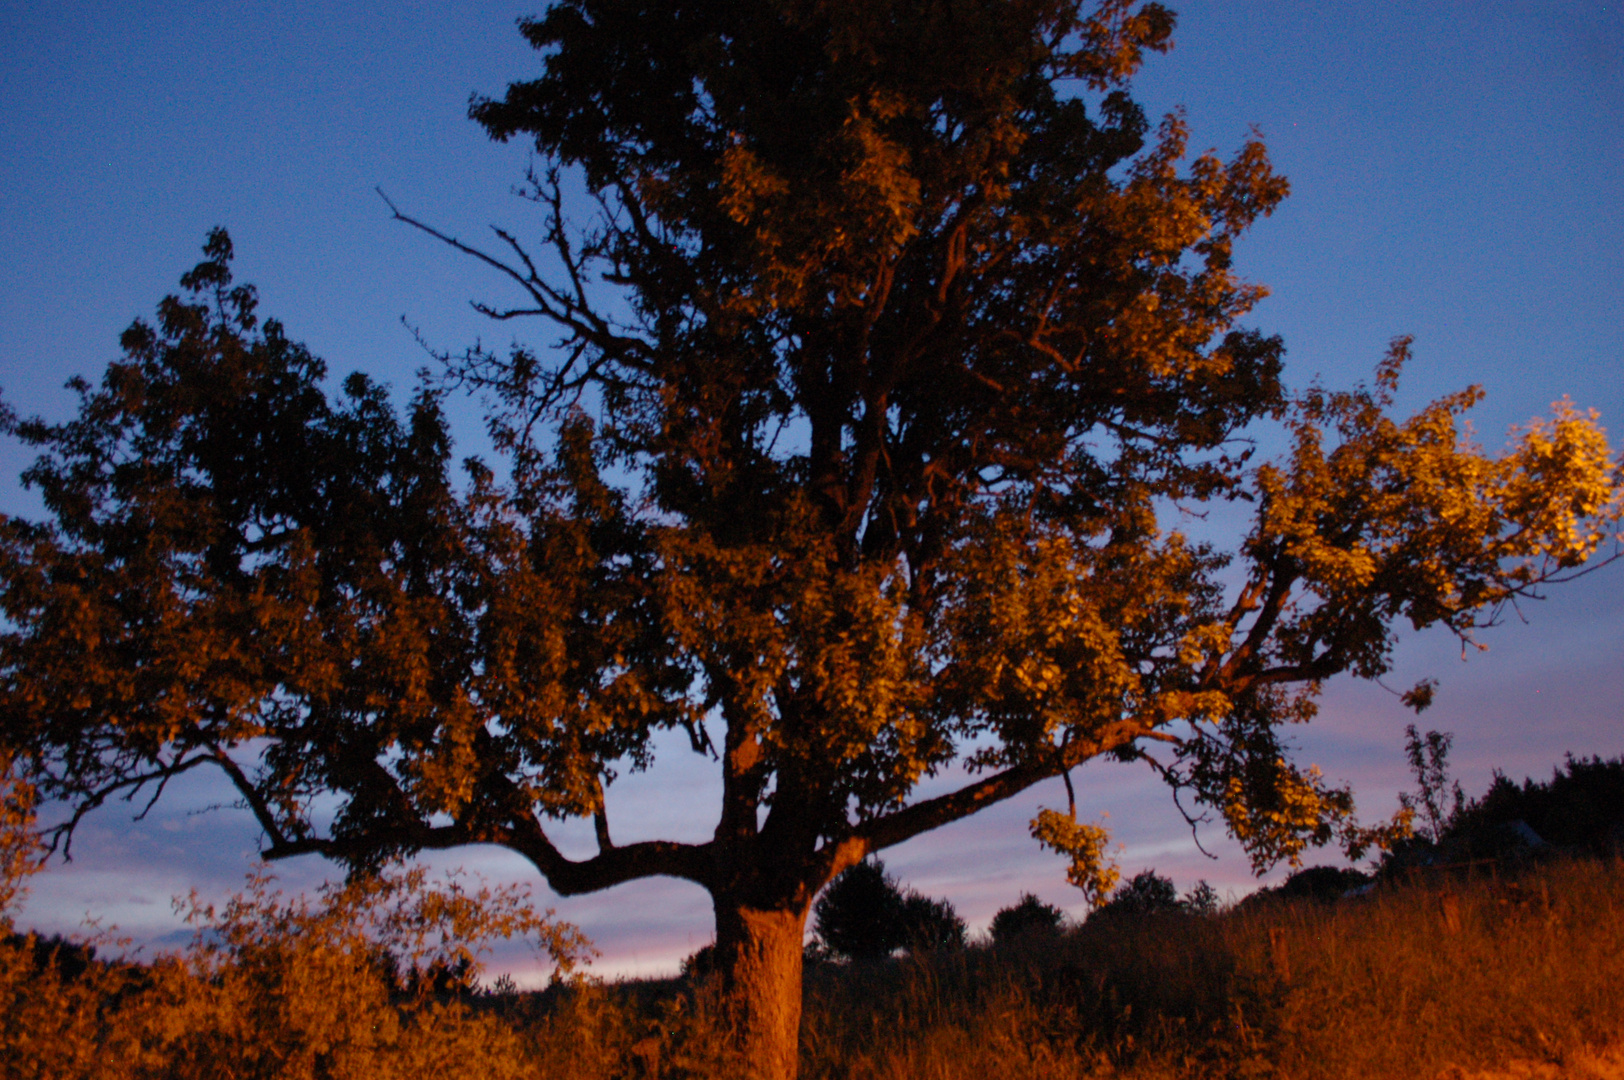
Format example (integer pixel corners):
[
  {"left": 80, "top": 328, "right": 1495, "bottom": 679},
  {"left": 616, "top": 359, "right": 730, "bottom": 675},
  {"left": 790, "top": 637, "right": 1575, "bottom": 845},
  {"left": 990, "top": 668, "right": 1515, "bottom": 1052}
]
[{"left": 2, "top": 1, "right": 1620, "bottom": 981}]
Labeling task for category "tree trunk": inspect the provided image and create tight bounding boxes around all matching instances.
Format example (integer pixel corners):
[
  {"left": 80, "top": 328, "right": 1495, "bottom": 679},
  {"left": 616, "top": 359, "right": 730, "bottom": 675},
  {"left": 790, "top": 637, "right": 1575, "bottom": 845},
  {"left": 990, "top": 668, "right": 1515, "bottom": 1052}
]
[{"left": 713, "top": 898, "right": 808, "bottom": 1080}]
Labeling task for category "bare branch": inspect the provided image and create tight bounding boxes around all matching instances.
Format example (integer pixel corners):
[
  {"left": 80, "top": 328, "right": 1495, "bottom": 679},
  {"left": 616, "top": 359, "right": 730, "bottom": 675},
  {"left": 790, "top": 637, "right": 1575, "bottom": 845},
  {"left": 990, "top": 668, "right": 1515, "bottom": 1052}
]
[{"left": 44, "top": 753, "right": 218, "bottom": 860}]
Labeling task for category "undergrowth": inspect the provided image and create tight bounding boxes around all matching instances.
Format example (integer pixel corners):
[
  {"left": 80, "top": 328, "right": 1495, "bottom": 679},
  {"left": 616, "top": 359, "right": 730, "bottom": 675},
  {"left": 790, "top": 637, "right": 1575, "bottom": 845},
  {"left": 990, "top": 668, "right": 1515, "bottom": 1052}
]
[
  {"left": 797, "top": 856, "right": 1624, "bottom": 1079},
  {"left": 3, "top": 858, "right": 1621, "bottom": 1079}
]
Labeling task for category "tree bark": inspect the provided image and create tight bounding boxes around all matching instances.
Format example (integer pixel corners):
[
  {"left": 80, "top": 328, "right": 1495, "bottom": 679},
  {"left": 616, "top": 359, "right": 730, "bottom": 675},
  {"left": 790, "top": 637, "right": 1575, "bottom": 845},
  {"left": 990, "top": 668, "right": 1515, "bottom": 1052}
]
[{"left": 712, "top": 897, "right": 809, "bottom": 1080}]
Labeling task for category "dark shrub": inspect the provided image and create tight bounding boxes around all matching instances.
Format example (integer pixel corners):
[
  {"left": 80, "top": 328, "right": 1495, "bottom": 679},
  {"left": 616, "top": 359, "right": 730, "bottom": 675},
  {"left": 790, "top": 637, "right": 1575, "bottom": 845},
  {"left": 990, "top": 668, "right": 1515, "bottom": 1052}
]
[
  {"left": 989, "top": 893, "right": 1065, "bottom": 944},
  {"left": 812, "top": 859, "right": 964, "bottom": 960},
  {"left": 813, "top": 860, "right": 906, "bottom": 961},
  {"left": 1092, "top": 870, "right": 1183, "bottom": 920},
  {"left": 680, "top": 942, "right": 716, "bottom": 979},
  {"left": 1277, "top": 866, "right": 1371, "bottom": 902},
  {"left": 1181, "top": 880, "right": 1221, "bottom": 914},
  {"left": 900, "top": 894, "right": 966, "bottom": 952}
]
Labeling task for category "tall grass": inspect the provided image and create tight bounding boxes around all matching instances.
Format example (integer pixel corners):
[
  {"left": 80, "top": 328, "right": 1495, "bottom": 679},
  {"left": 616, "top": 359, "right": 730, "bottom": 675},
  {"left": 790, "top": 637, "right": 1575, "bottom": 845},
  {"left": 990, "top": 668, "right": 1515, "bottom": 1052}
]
[
  {"left": 799, "top": 856, "right": 1624, "bottom": 1079},
  {"left": 4, "top": 858, "right": 1622, "bottom": 1078}
]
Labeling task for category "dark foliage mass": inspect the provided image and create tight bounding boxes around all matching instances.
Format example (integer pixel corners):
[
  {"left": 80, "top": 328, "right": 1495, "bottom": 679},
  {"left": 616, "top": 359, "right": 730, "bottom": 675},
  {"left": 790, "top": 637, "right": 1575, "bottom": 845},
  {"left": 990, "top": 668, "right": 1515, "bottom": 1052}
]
[
  {"left": 898, "top": 893, "right": 968, "bottom": 953},
  {"left": 1092, "top": 869, "right": 1182, "bottom": 918},
  {"left": 1233, "top": 864, "right": 1369, "bottom": 909},
  {"left": 1273, "top": 865, "right": 1370, "bottom": 902},
  {"left": 989, "top": 892, "right": 1066, "bottom": 944},
  {"left": 1375, "top": 730, "right": 1624, "bottom": 878},
  {"left": 1087, "top": 869, "right": 1223, "bottom": 920},
  {"left": 813, "top": 861, "right": 903, "bottom": 961},
  {"left": 3, "top": 932, "right": 99, "bottom": 982},
  {"left": 811, "top": 859, "right": 965, "bottom": 960},
  {"left": 1443, "top": 753, "right": 1624, "bottom": 861}
]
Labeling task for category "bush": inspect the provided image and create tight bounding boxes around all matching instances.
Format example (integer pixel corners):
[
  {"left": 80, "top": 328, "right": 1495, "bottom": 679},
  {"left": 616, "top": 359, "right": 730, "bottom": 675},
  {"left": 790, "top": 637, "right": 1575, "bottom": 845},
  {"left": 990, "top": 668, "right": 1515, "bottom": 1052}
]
[
  {"left": 0, "top": 865, "right": 589, "bottom": 1080},
  {"left": 0, "top": 755, "right": 41, "bottom": 924},
  {"left": 811, "top": 859, "right": 964, "bottom": 961},
  {"left": 1090, "top": 869, "right": 1183, "bottom": 920},
  {"left": 812, "top": 860, "right": 905, "bottom": 961},
  {"left": 1181, "top": 879, "right": 1221, "bottom": 915},
  {"left": 989, "top": 893, "right": 1064, "bottom": 944},
  {"left": 1275, "top": 865, "right": 1370, "bottom": 902},
  {"left": 899, "top": 894, "right": 966, "bottom": 952}
]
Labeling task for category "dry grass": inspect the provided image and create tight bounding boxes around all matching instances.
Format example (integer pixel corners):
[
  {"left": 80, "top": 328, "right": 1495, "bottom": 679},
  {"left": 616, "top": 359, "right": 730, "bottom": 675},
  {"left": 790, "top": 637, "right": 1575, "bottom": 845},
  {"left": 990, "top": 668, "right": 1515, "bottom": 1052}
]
[
  {"left": 797, "top": 856, "right": 1624, "bottom": 1079},
  {"left": 3, "top": 857, "right": 1621, "bottom": 1079},
  {"left": 1236, "top": 861, "right": 1624, "bottom": 1079}
]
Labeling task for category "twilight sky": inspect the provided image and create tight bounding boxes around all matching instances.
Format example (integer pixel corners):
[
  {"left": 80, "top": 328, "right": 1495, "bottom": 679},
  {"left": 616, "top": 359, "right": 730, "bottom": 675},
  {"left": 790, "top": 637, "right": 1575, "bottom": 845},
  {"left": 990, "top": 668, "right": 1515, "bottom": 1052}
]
[{"left": 2, "top": 1, "right": 1620, "bottom": 981}]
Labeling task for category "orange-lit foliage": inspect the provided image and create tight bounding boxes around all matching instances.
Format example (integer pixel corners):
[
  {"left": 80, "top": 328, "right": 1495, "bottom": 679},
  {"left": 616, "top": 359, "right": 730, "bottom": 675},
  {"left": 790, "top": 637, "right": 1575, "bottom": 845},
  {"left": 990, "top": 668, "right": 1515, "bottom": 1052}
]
[
  {"left": 0, "top": 866, "right": 587, "bottom": 1080},
  {"left": 0, "top": 754, "right": 41, "bottom": 920}
]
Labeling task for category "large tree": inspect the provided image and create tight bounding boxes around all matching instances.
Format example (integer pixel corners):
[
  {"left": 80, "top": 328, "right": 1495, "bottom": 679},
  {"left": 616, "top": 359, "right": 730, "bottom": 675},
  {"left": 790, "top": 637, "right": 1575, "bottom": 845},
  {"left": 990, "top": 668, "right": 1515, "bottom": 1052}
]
[{"left": 3, "top": 2, "right": 1620, "bottom": 1076}]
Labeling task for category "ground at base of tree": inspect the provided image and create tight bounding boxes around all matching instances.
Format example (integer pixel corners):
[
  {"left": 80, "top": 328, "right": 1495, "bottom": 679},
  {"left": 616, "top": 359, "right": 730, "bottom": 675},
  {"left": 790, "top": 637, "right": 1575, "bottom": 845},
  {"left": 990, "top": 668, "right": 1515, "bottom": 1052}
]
[{"left": 4, "top": 855, "right": 1621, "bottom": 1080}]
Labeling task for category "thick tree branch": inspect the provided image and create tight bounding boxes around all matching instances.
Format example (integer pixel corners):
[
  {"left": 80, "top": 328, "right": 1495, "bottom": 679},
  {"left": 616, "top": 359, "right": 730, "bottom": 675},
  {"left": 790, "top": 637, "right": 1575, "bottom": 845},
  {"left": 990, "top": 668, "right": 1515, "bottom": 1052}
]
[
  {"left": 853, "top": 714, "right": 1168, "bottom": 857},
  {"left": 854, "top": 759, "right": 1056, "bottom": 854},
  {"left": 509, "top": 833, "right": 714, "bottom": 896}
]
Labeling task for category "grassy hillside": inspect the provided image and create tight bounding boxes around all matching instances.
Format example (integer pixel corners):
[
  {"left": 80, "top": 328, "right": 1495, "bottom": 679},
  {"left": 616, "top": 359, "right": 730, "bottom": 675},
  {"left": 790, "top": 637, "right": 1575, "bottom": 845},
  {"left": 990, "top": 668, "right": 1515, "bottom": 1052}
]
[
  {"left": 4, "top": 857, "right": 1622, "bottom": 1079},
  {"left": 791, "top": 857, "right": 1624, "bottom": 1079}
]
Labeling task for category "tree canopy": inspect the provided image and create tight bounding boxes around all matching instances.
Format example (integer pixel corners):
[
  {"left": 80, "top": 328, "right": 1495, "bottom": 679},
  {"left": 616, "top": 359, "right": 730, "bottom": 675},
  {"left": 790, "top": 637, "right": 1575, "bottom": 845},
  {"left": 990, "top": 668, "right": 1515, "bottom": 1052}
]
[{"left": 3, "top": 2, "right": 1620, "bottom": 1075}]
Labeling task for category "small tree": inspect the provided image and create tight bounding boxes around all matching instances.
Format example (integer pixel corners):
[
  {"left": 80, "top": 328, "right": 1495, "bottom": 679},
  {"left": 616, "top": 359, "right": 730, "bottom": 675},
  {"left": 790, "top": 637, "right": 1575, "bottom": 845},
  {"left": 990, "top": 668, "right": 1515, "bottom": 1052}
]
[
  {"left": 810, "top": 858, "right": 962, "bottom": 959},
  {"left": 899, "top": 893, "right": 967, "bottom": 953},
  {"left": 811, "top": 860, "right": 905, "bottom": 962},
  {"left": 1181, "top": 880, "right": 1221, "bottom": 915},
  {"left": 1399, "top": 725, "right": 1465, "bottom": 844},
  {"left": 1093, "top": 869, "right": 1183, "bottom": 919},
  {"left": 989, "top": 893, "right": 1065, "bottom": 944}
]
